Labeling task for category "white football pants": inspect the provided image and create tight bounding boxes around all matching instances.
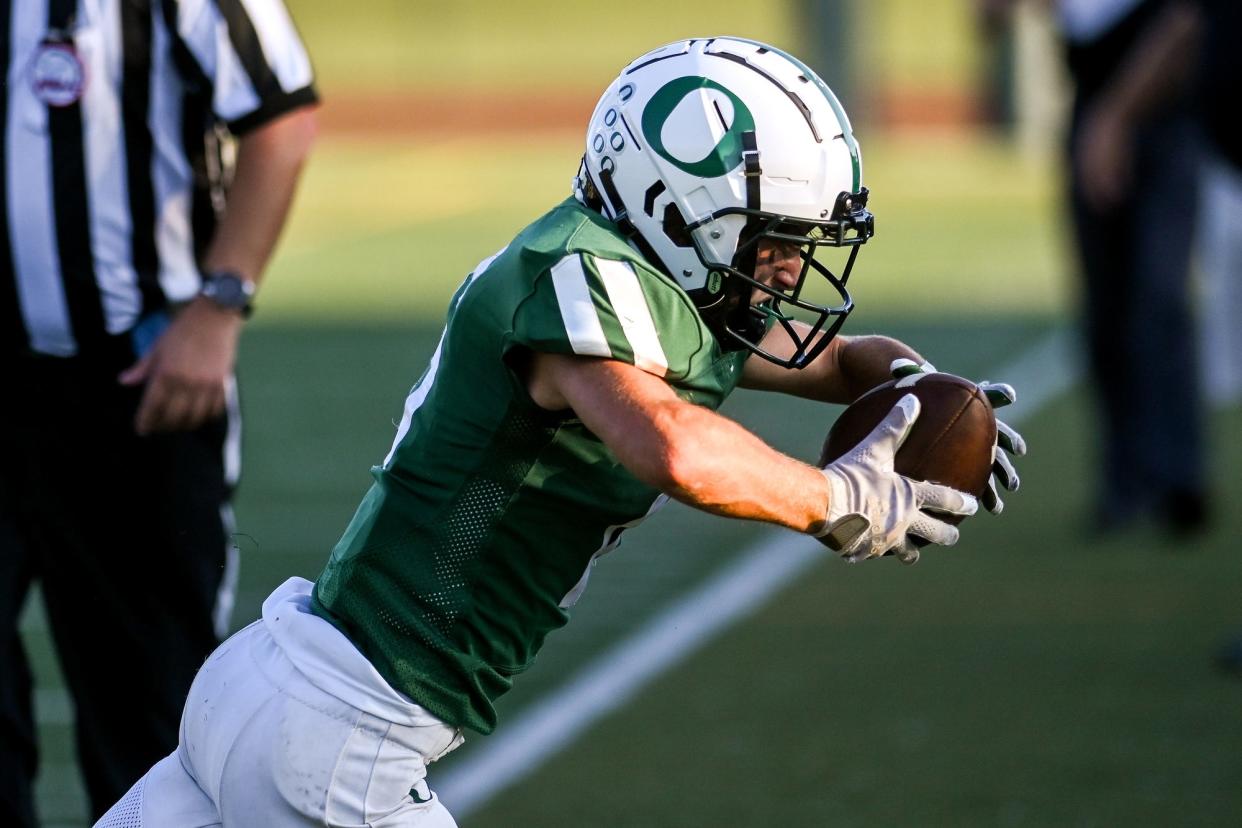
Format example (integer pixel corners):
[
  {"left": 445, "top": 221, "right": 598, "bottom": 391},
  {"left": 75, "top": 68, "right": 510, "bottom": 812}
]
[{"left": 95, "top": 578, "right": 464, "bottom": 827}]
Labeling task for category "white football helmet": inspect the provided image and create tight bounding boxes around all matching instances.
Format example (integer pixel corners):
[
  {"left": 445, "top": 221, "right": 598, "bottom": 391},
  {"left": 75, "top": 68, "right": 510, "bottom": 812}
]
[{"left": 575, "top": 37, "right": 873, "bottom": 368}]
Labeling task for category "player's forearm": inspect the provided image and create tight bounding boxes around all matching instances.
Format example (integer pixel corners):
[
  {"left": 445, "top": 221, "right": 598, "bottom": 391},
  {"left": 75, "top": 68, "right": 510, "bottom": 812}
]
[
  {"left": 628, "top": 399, "right": 830, "bottom": 533},
  {"left": 546, "top": 353, "right": 831, "bottom": 533},
  {"left": 200, "top": 106, "right": 318, "bottom": 286},
  {"left": 834, "top": 335, "right": 924, "bottom": 401},
  {"left": 741, "top": 328, "right": 923, "bottom": 402}
]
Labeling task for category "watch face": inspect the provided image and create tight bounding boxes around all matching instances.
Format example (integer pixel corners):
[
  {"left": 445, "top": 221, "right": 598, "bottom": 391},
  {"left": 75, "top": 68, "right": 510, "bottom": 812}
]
[
  {"left": 217, "top": 277, "right": 242, "bottom": 305},
  {"left": 204, "top": 273, "right": 252, "bottom": 309}
]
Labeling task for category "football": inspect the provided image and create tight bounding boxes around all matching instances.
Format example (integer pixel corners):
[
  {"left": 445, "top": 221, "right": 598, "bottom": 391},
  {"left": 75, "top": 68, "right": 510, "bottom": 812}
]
[{"left": 819, "top": 372, "right": 997, "bottom": 524}]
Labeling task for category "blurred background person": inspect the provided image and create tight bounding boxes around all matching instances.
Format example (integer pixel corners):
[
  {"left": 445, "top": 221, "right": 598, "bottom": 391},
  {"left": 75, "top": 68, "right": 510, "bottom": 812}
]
[
  {"left": 1073, "top": 0, "right": 1241, "bottom": 414},
  {"left": 1056, "top": 0, "right": 1241, "bottom": 669},
  {"left": 1190, "top": 1, "right": 1242, "bottom": 413},
  {"left": 980, "top": 0, "right": 1209, "bottom": 536},
  {"left": 0, "top": 1, "right": 317, "bottom": 825}
]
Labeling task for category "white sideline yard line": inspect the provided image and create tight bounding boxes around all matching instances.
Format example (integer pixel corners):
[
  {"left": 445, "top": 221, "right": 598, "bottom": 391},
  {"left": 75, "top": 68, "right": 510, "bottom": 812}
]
[
  {"left": 436, "top": 531, "right": 821, "bottom": 816},
  {"left": 437, "top": 328, "right": 1078, "bottom": 818}
]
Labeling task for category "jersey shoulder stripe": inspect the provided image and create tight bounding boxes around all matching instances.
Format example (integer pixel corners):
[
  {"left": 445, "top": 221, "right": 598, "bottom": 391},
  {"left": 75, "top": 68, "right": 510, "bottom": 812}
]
[
  {"left": 550, "top": 255, "right": 670, "bottom": 376},
  {"left": 549, "top": 256, "right": 613, "bottom": 360},
  {"left": 594, "top": 258, "right": 669, "bottom": 377},
  {"left": 505, "top": 199, "right": 714, "bottom": 382}
]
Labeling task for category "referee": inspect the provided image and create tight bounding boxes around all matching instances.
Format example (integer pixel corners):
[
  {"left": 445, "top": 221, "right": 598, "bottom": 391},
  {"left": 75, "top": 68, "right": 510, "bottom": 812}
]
[{"left": 0, "top": 1, "right": 317, "bottom": 825}]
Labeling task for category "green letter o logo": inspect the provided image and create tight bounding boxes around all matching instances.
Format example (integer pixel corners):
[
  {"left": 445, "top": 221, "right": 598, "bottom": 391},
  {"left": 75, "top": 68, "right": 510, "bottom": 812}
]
[{"left": 641, "top": 77, "right": 755, "bottom": 178}]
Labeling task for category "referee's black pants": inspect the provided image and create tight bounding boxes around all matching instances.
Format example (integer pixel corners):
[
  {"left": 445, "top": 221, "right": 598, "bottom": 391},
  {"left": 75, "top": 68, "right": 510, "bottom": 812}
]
[
  {"left": 0, "top": 337, "right": 237, "bottom": 826},
  {"left": 1067, "top": 101, "right": 1206, "bottom": 524}
]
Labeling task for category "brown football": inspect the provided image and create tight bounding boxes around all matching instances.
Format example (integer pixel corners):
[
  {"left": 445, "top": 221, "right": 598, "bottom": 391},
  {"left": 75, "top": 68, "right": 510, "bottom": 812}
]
[{"left": 819, "top": 373, "right": 997, "bottom": 526}]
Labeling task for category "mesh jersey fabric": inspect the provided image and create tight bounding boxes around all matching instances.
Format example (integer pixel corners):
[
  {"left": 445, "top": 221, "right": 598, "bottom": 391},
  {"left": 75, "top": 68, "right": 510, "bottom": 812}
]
[{"left": 311, "top": 198, "right": 751, "bottom": 733}]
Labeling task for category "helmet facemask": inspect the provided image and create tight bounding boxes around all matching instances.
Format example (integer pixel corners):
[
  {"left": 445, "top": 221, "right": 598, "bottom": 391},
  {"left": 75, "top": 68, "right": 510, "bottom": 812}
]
[{"left": 684, "top": 188, "right": 873, "bottom": 368}]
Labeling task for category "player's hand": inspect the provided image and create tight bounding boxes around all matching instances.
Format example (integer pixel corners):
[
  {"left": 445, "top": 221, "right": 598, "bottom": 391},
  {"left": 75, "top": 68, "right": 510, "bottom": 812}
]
[
  {"left": 118, "top": 297, "right": 243, "bottom": 435},
  {"left": 890, "top": 358, "right": 1026, "bottom": 514},
  {"left": 816, "top": 394, "right": 978, "bottom": 565}
]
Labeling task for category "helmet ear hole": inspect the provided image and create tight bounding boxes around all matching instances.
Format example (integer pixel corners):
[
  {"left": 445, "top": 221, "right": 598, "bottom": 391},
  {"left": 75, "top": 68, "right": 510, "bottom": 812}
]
[{"left": 662, "top": 203, "right": 694, "bottom": 249}]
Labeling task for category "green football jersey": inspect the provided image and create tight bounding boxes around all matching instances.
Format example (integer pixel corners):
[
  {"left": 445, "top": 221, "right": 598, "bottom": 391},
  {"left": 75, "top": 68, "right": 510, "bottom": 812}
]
[{"left": 311, "top": 198, "right": 750, "bottom": 733}]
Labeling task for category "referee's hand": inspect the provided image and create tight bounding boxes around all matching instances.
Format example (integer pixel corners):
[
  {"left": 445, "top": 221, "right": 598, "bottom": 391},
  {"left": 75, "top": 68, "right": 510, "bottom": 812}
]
[{"left": 119, "top": 297, "right": 243, "bottom": 435}]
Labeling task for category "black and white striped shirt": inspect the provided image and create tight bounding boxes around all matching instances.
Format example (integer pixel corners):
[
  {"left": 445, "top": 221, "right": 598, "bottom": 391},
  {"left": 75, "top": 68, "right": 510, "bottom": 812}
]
[{"left": 1, "top": 0, "right": 316, "bottom": 358}]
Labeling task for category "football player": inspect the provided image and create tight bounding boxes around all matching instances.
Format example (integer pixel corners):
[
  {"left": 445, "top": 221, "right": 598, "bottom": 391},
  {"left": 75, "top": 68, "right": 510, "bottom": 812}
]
[{"left": 97, "top": 37, "right": 1024, "bottom": 827}]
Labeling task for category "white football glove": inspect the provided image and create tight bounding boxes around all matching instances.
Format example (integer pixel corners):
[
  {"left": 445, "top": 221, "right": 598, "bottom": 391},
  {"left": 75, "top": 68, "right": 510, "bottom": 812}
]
[
  {"left": 890, "top": 358, "right": 1027, "bottom": 514},
  {"left": 816, "top": 394, "right": 979, "bottom": 565}
]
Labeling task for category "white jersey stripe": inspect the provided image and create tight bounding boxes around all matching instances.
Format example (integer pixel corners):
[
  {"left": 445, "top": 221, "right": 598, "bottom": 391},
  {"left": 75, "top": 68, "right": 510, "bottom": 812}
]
[
  {"left": 213, "top": 374, "right": 244, "bottom": 638},
  {"left": 385, "top": 334, "right": 447, "bottom": 469},
  {"left": 385, "top": 249, "right": 506, "bottom": 467},
  {"left": 176, "top": 3, "right": 262, "bottom": 122},
  {"left": 595, "top": 258, "right": 668, "bottom": 377},
  {"left": 550, "top": 256, "right": 611, "bottom": 359},
  {"left": 212, "top": 23, "right": 263, "bottom": 122},
  {"left": 223, "top": 375, "right": 243, "bottom": 486},
  {"left": 150, "top": 2, "right": 200, "bottom": 303},
  {"left": 238, "top": 0, "right": 314, "bottom": 91},
  {"left": 82, "top": 8, "right": 142, "bottom": 335},
  {"left": 213, "top": 502, "right": 240, "bottom": 639},
  {"left": 6, "top": 0, "right": 74, "bottom": 355},
  {"left": 559, "top": 494, "right": 669, "bottom": 608}
]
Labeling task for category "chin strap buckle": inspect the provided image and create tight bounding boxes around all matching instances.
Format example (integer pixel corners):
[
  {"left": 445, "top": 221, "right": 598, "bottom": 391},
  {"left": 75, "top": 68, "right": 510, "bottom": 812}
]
[{"left": 741, "top": 130, "right": 762, "bottom": 211}]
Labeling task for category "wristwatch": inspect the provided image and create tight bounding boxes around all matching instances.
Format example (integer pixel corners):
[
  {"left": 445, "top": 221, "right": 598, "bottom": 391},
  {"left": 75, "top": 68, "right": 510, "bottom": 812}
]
[{"left": 199, "top": 271, "right": 255, "bottom": 317}]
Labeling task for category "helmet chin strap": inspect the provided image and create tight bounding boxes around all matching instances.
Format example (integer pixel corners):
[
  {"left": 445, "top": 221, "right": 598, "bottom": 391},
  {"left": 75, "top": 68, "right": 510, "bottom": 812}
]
[
  {"left": 707, "top": 129, "right": 765, "bottom": 350},
  {"left": 741, "top": 130, "right": 761, "bottom": 210},
  {"left": 692, "top": 274, "right": 757, "bottom": 353}
]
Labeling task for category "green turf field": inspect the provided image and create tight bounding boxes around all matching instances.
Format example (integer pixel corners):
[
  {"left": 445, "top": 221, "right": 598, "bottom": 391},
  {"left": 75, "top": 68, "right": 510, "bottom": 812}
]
[
  {"left": 22, "top": 126, "right": 1242, "bottom": 826},
  {"left": 287, "top": 0, "right": 795, "bottom": 94}
]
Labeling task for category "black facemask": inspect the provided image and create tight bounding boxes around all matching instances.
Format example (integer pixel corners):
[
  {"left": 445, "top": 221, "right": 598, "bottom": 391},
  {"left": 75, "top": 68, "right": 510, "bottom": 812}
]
[{"left": 687, "top": 188, "right": 874, "bottom": 368}]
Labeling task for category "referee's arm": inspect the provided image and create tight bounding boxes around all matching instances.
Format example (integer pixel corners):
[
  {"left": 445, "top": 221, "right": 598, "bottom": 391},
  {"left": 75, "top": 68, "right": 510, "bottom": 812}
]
[{"left": 120, "top": 108, "right": 318, "bottom": 435}]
